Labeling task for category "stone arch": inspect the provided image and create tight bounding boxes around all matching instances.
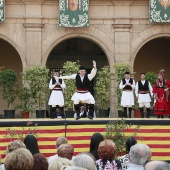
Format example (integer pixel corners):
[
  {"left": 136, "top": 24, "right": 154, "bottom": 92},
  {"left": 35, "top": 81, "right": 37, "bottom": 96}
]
[
  {"left": 0, "top": 34, "right": 25, "bottom": 70},
  {"left": 42, "top": 26, "right": 114, "bottom": 71},
  {"left": 130, "top": 25, "right": 170, "bottom": 67}
]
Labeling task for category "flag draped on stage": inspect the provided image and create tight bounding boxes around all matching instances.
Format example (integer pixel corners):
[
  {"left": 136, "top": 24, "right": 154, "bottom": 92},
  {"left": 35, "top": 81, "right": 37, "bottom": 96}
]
[
  {"left": 0, "top": 0, "right": 4, "bottom": 22},
  {"left": 59, "top": 0, "right": 89, "bottom": 27},
  {"left": 150, "top": 0, "right": 170, "bottom": 22}
]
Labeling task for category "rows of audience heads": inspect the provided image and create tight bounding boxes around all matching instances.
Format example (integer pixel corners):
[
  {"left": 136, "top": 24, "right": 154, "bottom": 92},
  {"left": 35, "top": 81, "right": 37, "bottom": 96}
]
[{"left": 1, "top": 133, "right": 169, "bottom": 170}]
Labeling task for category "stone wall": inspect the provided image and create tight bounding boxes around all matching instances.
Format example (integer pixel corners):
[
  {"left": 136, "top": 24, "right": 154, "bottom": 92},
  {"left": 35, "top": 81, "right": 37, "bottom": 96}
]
[{"left": 0, "top": 0, "right": 169, "bottom": 117}]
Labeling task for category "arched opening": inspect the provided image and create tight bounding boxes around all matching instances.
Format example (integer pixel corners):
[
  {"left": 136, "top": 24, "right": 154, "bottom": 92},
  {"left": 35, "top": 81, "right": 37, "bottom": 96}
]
[
  {"left": 46, "top": 38, "right": 109, "bottom": 116},
  {"left": 0, "top": 38, "right": 23, "bottom": 114},
  {"left": 134, "top": 37, "right": 170, "bottom": 80}
]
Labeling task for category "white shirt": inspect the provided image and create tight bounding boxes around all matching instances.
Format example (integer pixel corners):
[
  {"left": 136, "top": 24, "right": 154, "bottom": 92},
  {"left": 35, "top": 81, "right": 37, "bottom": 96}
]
[
  {"left": 135, "top": 80, "right": 153, "bottom": 97},
  {"left": 119, "top": 79, "right": 135, "bottom": 90},
  {"left": 59, "top": 68, "right": 97, "bottom": 81}
]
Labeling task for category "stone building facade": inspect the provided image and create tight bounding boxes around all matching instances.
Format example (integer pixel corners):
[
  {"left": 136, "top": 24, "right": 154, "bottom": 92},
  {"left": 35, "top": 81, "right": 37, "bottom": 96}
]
[{"left": 0, "top": 0, "right": 170, "bottom": 117}]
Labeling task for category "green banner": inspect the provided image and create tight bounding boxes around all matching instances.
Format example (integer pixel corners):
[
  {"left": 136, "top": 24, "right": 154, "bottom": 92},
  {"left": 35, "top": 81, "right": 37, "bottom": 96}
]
[
  {"left": 0, "top": 0, "right": 4, "bottom": 22},
  {"left": 59, "top": 0, "right": 89, "bottom": 27},
  {"left": 150, "top": 0, "right": 170, "bottom": 22}
]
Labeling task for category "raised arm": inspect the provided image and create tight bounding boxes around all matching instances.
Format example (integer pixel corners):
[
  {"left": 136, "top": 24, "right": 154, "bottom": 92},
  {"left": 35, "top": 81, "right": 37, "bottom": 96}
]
[
  {"left": 88, "top": 60, "right": 97, "bottom": 81},
  {"left": 59, "top": 74, "right": 76, "bottom": 80}
]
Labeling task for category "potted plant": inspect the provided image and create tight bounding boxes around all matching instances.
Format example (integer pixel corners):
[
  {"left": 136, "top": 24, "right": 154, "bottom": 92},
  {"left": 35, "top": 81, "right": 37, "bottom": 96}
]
[
  {"left": 95, "top": 66, "right": 110, "bottom": 117},
  {"left": 145, "top": 72, "right": 157, "bottom": 116},
  {"left": 105, "top": 119, "right": 141, "bottom": 156},
  {"left": 23, "top": 66, "right": 49, "bottom": 118},
  {"left": 0, "top": 69, "right": 19, "bottom": 118},
  {"left": 62, "top": 61, "right": 80, "bottom": 118},
  {"left": 113, "top": 63, "right": 131, "bottom": 118},
  {"left": 15, "top": 87, "right": 34, "bottom": 118}
]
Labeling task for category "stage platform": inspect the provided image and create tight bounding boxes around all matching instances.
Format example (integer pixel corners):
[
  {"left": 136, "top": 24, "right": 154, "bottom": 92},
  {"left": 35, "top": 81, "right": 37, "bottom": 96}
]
[{"left": 0, "top": 118, "right": 169, "bottom": 162}]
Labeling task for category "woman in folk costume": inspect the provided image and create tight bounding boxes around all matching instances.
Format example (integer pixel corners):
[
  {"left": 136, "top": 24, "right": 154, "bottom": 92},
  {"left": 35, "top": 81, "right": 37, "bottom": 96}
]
[
  {"left": 48, "top": 69, "right": 66, "bottom": 118},
  {"left": 153, "top": 69, "right": 170, "bottom": 118}
]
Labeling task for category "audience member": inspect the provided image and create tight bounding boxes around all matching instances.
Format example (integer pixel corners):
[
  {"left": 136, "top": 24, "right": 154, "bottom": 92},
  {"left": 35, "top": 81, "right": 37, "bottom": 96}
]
[
  {"left": 48, "top": 157, "right": 72, "bottom": 170},
  {"left": 32, "top": 153, "right": 48, "bottom": 170},
  {"left": 96, "top": 139, "right": 122, "bottom": 170},
  {"left": 118, "top": 137, "right": 137, "bottom": 169},
  {"left": 57, "top": 143, "right": 74, "bottom": 160},
  {"left": 24, "top": 135, "right": 40, "bottom": 155},
  {"left": 127, "top": 144, "right": 151, "bottom": 170},
  {"left": 145, "top": 160, "right": 170, "bottom": 170},
  {"left": 61, "top": 166, "right": 88, "bottom": 170},
  {"left": 72, "top": 153, "right": 97, "bottom": 170},
  {"left": 89, "top": 132, "right": 104, "bottom": 160},
  {"left": 6, "top": 139, "right": 26, "bottom": 153},
  {"left": 4, "top": 148, "right": 33, "bottom": 170},
  {"left": 48, "top": 136, "right": 68, "bottom": 164}
]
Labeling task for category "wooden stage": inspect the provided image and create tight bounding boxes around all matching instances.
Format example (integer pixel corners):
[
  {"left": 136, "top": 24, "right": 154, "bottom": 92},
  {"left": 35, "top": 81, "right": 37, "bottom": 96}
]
[{"left": 0, "top": 118, "right": 170, "bottom": 162}]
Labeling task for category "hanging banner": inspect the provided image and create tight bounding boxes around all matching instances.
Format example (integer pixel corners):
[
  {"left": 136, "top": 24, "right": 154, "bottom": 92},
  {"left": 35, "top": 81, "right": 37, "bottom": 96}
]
[
  {"left": 0, "top": 0, "right": 4, "bottom": 22},
  {"left": 150, "top": 0, "right": 170, "bottom": 22},
  {"left": 59, "top": 0, "right": 89, "bottom": 27}
]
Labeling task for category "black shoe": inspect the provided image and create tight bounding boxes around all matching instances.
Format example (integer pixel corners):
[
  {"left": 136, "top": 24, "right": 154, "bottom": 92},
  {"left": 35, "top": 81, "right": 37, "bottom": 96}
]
[
  {"left": 157, "top": 115, "right": 160, "bottom": 118},
  {"left": 76, "top": 115, "right": 81, "bottom": 120},
  {"left": 161, "top": 115, "right": 164, "bottom": 118},
  {"left": 88, "top": 115, "right": 93, "bottom": 120},
  {"left": 129, "top": 115, "right": 131, "bottom": 118},
  {"left": 169, "top": 115, "right": 170, "bottom": 118},
  {"left": 141, "top": 114, "right": 144, "bottom": 118},
  {"left": 146, "top": 115, "right": 150, "bottom": 118}
]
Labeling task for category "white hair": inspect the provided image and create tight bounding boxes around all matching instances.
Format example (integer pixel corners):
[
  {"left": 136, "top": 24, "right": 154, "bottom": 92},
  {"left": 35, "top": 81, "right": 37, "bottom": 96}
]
[
  {"left": 72, "top": 154, "right": 97, "bottom": 170},
  {"left": 129, "top": 144, "right": 150, "bottom": 165},
  {"left": 61, "top": 166, "right": 88, "bottom": 170},
  {"left": 48, "top": 157, "right": 72, "bottom": 170}
]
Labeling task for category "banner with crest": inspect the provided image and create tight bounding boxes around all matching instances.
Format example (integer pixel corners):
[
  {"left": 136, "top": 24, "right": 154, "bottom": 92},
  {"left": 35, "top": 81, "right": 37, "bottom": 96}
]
[
  {"left": 59, "top": 0, "right": 89, "bottom": 27},
  {"left": 150, "top": 0, "right": 170, "bottom": 22},
  {"left": 0, "top": 0, "right": 4, "bottom": 22}
]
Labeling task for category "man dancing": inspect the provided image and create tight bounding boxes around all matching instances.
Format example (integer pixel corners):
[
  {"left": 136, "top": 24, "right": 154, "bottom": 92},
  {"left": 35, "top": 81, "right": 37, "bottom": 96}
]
[
  {"left": 60, "top": 60, "right": 97, "bottom": 120},
  {"left": 135, "top": 73, "right": 153, "bottom": 118},
  {"left": 119, "top": 72, "right": 135, "bottom": 118}
]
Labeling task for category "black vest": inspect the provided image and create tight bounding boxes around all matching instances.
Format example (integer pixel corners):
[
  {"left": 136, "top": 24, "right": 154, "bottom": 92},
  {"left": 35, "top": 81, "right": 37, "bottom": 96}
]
[
  {"left": 122, "top": 78, "right": 133, "bottom": 90},
  {"left": 138, "top": 80, "right": 149, "bottom": 91},
  {"left": 52, "top": 77, "right": 62, "bottom": 85},
  {"left": 76, "top": 74, "right": 90, "bottom": 88}
]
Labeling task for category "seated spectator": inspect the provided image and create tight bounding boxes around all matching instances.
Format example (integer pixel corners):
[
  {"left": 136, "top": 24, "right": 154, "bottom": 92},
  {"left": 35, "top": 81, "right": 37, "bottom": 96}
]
[
  {"left": 96, "top": 139, "right": 122, "bottom": 170},
  {"left": 118, "top": 137, "right": 137, "bottom": 170},
  {"left": 145, "top": 160, "right": 169, "bottom": 170},
  {"left": 127, "top": 144, "right": 151, "bottom": 170},
  {"left": 6, "top": 139, "right": 26, "bottom": 153},
  {"left": 89, "top": 132, "right": 104, "bottom": 160},
  {"left": 4, "top": 148, "right": 33, "bottom": 170},
  {"left": 24, "top": 135, "right": 40, "bottom": 155},
  {"left": 61, "top": 166, "right": 88, "bottom": 170},
  {"left": 72, "top": 153, "right": 97, "bottom": 170},
  {"left": 0, "top": 139, "right": 26, "bottom": 170},
  {"left": 32, "top": 153, "right": 48, "bottom": 170},
  {"left": 57, "top": 143, "right": 74, "bottom": 160},
  {"left": 48, "top": 157, "right": 72, "bottom": 170},
  {"left": 48, "top": 136, "right": 68, "bottom": 164}
]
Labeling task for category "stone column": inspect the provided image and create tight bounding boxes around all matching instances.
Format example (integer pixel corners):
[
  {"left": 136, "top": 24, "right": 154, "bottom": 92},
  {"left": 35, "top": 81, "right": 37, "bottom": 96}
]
[
  {"left": 110, "top": 72, "right": 116, "bottom": 118},
  {"left": 23, "top": 0, "right": 44, "bottom": 67}
]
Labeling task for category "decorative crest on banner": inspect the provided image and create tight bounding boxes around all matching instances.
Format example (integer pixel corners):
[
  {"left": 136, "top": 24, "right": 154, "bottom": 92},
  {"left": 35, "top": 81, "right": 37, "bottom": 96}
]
[
  {"left": 59, "top": 0, "right": 89, "bottom": 27},
  {"left": 0, "top": 0, "right": 4, "bottom": 22},
  {"left": 150, "top": 0, "right": 170, "bottom": 22}
]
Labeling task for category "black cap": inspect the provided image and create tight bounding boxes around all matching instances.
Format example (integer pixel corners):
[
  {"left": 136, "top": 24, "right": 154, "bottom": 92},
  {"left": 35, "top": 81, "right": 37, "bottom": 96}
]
[
  {"left": 125, "top": 71, "right": 130, "bottom": 74},
  {"left": 54, "top": 69, "right": 60, "bottom": 72},
  {"left": 79, "top": 66, "right": 86, "bottom": 70}
]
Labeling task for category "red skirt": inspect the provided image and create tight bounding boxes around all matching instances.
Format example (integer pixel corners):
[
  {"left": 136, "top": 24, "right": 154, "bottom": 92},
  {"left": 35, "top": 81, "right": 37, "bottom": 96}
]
[{"left": 154, "top": 88, "right": 169, "bottom": 115}]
